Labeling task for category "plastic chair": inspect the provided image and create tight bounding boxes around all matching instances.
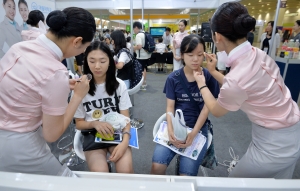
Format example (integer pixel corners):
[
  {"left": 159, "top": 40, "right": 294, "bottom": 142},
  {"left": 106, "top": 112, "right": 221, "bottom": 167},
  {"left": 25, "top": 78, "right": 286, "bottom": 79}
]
[
  {"left": 127, "top": 76, "right": 144, "bottom": 96},
  {"left": 73, "top": 130, "right": 86, "bottom": 161},
  {"left": 127, "top": 76, "right": 145, "bottom": 129},
  {"left": 73, "top": 130, "right": 112, "bottom": 172},
  {"left": 152, "top": 113, "right": 212, "bottom": 176}
]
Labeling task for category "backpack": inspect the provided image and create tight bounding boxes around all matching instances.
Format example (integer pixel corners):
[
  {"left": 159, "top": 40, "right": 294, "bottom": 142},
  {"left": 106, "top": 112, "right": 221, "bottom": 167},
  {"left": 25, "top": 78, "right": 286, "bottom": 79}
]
[
  {"left": 139, "top": 32, "right": 155, "bottom": 54},
  {"left": 117, "top": 48, "right": 143, "bottom": 89}
]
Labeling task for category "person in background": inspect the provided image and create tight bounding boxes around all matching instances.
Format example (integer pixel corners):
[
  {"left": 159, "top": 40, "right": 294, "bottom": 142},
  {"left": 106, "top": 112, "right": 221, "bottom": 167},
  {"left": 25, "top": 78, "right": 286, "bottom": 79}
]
[
  {"left": 21, "top": 10, "right": 45, "bottom": 41},
  {"left": 198, "top": 30, "right": 201, "bottom": 36},
  {"left": 105, "top": 36, "right": 114, "bottom": 52},
  {"left": 18, "top": 0, "right": 28, "bottom": 30},
  {"left": 260, "top": 21, "right": 280, "bottom": 59},
  {"left": 151, "top": 35, "right": 219, "bottom": 176},
  {"left": 172, "top": 19, "right": 189, "bottom": 71},
  {"left": 247, "top": 28, "right": 255, "bottom": 45},
  {"left": 282, "top": 30, "right": 290, "bottom": 43},
  {"left": 292, "top": 20, "right": 300, "bottom": 43},
  {"left": 162, "top": 27, "right": 173, "bottom": 50},
  {"left": 0, "top": 0, "right": 22, "bottom": 58},
  {"left": 123, "top": 29, "right": 127, "bottom": 39},
  {"left": 0, "top": 7, "right": 95, "bottom": 175},
  {"left": 100, "top": 36, "right": 105, "bottom": 42},
  {"left": 126, "top": 36, "right": 131, "bottom": 50},
  {"left": 75, "top": 53, "right": 84, "bottom": 76},
  {"left": 104, "top": 29, "right": 110, "bottom": 38},
  {"left": 194, "top": 2, "right": 300, "bottom": 179},
  {"left": 111, "top": 30, "right": 132, "bottom": 89},
  {"left": 74, "top": 41, "right": 133, "bottom": 173},
  {"left": 133, "top": 21, "right": 151, "bottom": 91},
  {"left": 155, "top": 37, "right": 168, "bottom": 72}
]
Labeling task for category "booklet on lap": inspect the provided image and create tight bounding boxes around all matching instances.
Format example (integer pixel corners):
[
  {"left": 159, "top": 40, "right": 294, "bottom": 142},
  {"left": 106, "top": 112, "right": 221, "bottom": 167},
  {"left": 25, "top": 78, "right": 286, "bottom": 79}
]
[
  {"left": 94, "top": 127, "right": 139, "bottom": 149},
  {"left": 153, "top": 121, "right": 206, "bottom": 160}
]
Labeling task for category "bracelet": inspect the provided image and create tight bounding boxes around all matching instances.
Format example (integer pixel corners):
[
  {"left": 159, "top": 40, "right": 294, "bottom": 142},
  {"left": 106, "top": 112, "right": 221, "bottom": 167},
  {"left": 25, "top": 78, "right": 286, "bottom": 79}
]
[
  {"left": 199, "top": 85, "right": 207, "bottom": 91},
  {"left": 122, "top": 131, "right": 131, "bottom": 139}
]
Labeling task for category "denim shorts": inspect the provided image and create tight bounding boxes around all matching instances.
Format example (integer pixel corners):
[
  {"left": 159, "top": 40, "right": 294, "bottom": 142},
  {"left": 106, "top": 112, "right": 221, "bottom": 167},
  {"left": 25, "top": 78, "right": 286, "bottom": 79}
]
[
  {"left": 152, "top": 123, "right": 208, "bottom": 176},
  {"left": 123, "top": 79, "right": 130, "bottom": 89}
]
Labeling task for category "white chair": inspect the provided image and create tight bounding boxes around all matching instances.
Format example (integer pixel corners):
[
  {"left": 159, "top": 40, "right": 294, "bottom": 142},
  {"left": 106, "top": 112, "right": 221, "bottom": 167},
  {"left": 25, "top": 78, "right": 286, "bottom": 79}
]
[
  {"left": 74, "top": 130, "right": 86, "bottom": 161},
  {"left": 152, "top": 113, "right": 212, "bottom": 176},
  {"left": 128, "top": 76, "right": 145, "bottom": 129},
  {"left": 128, "top": 76, "right": 144, "bottom": 96}
]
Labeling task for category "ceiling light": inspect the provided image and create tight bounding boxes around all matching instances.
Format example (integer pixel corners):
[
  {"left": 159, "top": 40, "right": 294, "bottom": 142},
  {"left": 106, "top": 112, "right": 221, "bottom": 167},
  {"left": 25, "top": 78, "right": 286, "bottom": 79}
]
[
  {"left": 259, "top": 0, "right": 261, "bottom": 2},
  {"left": 286, "top": 10, "right": 289, "bottom": 13},
  {"left": 248, "top": 3, "right": 251, "bottom": 5},
  {"left": 267, "top": 4, "right": 269, "bottom": 6}
]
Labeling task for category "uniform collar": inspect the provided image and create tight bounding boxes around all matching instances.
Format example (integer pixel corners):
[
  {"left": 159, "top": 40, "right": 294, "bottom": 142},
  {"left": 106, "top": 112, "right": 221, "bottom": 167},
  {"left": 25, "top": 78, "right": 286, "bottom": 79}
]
[
  {"left": 36, "top": 34, "right": 63, "bottom": 61},
  {"left": 226, "top": 41, "right": 252, "bottom": 67}
]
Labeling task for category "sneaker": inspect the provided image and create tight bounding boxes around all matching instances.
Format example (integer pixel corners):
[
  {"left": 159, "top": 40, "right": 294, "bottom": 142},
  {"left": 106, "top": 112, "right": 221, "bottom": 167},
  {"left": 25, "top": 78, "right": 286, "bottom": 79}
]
[
  {"left": 130, "top": 118, "right": 144, "bottom": 129},
  {"left": 140, "top": 85, "right": 147, "bottom": 91}
]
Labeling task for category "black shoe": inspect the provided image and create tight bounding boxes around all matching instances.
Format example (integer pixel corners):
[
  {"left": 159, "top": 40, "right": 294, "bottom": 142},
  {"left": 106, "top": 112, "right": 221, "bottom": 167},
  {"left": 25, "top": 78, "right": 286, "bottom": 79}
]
[
  {"left": 158, "top": 68, "right": 161, "bottom": 72},
  {"left": 160, "top": 68, "right": 163, "bottom": 71}
]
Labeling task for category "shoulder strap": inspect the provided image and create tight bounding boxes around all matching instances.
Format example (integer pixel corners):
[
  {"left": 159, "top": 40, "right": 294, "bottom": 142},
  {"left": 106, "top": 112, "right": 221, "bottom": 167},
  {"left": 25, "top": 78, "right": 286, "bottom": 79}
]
[
  {"left": 114, "top": 91, "right": 120, "bottom": 113},
  {"left": 176, "top": 71, "right": 200, "bottom": 112}
]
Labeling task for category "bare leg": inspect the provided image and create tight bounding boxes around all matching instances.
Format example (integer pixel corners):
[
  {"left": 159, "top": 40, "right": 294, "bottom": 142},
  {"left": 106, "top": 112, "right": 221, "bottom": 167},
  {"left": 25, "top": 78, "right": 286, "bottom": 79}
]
[
  {"left": 108, "top": 146, "right": 133, "bottom": 173},
  {"left": 151, "top": 163, "right": 168, "bottom": 175},
  {"left": 84, "top": 149, "right": 109, "bottom": 172}
]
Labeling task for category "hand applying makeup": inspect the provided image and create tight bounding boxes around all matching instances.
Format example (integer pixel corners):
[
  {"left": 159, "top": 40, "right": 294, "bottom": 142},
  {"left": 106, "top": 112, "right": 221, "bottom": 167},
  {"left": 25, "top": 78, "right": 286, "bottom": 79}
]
[
  {"left": 204, "top": 52, "right": 218, "bottom": 73},
  {"left": 193, "top": 66, "right": 206, "bottom": 88}
]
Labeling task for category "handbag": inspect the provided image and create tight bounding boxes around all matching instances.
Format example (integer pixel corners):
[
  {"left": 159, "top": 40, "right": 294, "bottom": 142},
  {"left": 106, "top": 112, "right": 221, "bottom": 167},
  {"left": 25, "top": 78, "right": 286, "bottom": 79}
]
[
  {"left": 176, "top": 70, "right": 218, "bottom": 170},
  {"left": 81, "top": 91, "right": 120, "bottom": 151}
]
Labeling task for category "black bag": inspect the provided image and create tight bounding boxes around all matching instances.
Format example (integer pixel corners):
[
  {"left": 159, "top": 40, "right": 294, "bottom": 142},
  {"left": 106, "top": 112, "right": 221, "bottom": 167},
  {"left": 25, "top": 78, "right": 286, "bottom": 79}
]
[
  {"left": 139, "top": 31, "right": 156, "bottom": 53},
  {"left": 117, "top": 48, "right": 143, "bottom": 89},
  {"left": 81, "top": 91, "right": 120, "bottom": 151}
]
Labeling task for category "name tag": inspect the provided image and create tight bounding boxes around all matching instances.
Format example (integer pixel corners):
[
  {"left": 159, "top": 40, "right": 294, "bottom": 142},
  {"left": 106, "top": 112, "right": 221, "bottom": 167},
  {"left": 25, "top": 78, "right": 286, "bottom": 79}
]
[{"left": 263, "top": 47, "right": 268, "bottom": 53}]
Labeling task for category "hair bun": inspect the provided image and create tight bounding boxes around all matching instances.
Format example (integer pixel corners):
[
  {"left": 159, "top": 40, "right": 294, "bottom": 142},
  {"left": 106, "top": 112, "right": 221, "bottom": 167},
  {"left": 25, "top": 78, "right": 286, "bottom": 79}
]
[
  {"left": 233, "top": 14, "right": 256, "bottom": 36},
  {"left": 46, "top": 10, "right": 67, "bottom": 31},
  {"left": 26, "top": 19, "right": 33, "bottom": 25}
]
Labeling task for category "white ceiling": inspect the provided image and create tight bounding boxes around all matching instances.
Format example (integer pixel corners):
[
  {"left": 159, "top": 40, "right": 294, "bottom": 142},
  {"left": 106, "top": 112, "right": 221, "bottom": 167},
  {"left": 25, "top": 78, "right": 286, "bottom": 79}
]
[{"left": 55, "top": 0, "right": 239, "bottom": 10}]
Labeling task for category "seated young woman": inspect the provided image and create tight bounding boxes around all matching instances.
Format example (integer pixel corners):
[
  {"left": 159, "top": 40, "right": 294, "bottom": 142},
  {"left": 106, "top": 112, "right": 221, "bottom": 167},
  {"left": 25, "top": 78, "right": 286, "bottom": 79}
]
[
  {"left": 111, "top": 30, "right": 134, "bottom": 89},
  {"left": 74, "top": 41, "right": 133, "bottom": 173},
  {"left": 151, "top": 35, "right": 220, "bottom": 176}
]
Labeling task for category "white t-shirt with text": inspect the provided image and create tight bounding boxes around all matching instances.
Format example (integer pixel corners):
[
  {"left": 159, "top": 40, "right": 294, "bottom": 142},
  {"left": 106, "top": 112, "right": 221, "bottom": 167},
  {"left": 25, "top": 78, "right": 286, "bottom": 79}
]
[{"left": 74, "top": 78, "right": 132, "bottom": 121}]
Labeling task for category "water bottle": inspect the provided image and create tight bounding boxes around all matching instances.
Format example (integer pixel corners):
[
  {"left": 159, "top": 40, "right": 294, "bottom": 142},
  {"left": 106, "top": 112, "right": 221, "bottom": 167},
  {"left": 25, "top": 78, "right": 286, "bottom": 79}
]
[
  {"left": 288, "top": 39, "right": 295, "bottom": 48},
  {"left": 295, "top": 39, "right": 300, "bottom": 48},
  {"left": 280, "top": 40, "right": 288, "bottom": 57}
]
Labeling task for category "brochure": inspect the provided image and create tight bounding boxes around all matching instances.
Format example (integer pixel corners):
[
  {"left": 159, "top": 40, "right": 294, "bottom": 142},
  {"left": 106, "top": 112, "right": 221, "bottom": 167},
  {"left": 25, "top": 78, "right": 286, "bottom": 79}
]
[
  {"left": 94, "top": 127, "right": 139, "bottom": 149},
  {"left": 153, "top": 121, "right": 206, "bottom": 160}
]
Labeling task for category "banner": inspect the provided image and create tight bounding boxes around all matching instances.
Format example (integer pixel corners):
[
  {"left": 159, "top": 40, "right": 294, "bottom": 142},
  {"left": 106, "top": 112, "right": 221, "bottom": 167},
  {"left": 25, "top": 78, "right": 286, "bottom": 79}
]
[{"left": 0, "top": 0, "right": 55, "bottom": 58}]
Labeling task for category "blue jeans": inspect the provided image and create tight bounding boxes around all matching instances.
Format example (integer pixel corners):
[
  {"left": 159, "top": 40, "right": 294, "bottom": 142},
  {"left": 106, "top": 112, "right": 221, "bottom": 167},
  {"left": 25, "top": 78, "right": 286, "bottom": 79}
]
[
  {"left": 152, "top": 123, "right": 208, "bottom": 176},
  {"left": 123, "top": 80, "right": 130, "bottom": 89}
]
